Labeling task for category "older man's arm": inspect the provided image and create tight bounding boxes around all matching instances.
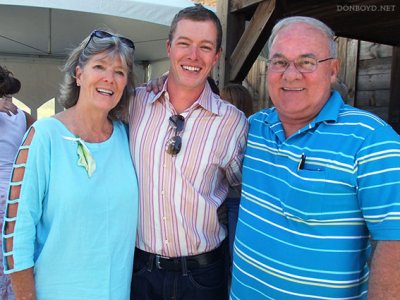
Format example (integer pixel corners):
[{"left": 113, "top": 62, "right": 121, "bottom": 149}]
[{"left": 367, "top": 240, "right": 400, "bottom": 299}]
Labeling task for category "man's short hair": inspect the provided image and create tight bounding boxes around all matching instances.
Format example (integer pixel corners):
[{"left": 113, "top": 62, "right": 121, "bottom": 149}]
[
  {"left": 267, "top": 16, "right": 337, "bottom": 58},
  {"left": 168, "top": 4, "right": 222, "bottom": 52}
]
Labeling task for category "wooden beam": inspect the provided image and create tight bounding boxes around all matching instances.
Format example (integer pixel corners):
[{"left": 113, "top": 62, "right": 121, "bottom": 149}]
[
  {"left": 215, "top": 0, "right": 229, "bottom": 87},
  {"left": 229, "top": 0, "right": 276, "bottom": 82},
  {"left": 230, "top": 0, "right": 265, "bottom": 12},
  {"left": 388, "top": 46, "right": 400, "bottom": 133},
  {"left": 336, "top": 37, "right": 359, "bottom": 106},
  {"left": 344, "top": 39, "right": 359, "bottom": 106},
  {"left": 216, "top": 0, "right": 247, "bottom": 87}
]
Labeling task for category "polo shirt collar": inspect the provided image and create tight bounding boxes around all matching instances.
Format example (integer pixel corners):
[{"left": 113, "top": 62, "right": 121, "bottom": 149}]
[
  {"left": 313, "top": 90, "right": 344, "bottom": 124},
  {"left": 265, "top": 90, "right": 344, "bottom": 125},
  {"left": 264, "top": 90, "right": 345, "bottom": 140}
]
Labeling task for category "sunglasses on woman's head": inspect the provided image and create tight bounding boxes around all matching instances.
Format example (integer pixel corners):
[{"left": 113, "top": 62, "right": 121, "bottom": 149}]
[{"left": 84, "top": 30, "right": 135, "bottom": 50}]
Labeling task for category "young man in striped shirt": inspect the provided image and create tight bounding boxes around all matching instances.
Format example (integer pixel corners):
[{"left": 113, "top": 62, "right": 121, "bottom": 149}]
[
  {"left": 129, "top": 4, "right": 248, "bottom": 300},
  {"left": 231, "top": 16, "right": 400, "bottom": 299}
]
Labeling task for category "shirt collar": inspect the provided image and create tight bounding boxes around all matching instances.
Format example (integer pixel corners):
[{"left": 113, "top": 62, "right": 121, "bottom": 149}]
[
  {"left": 313, "top": 90, "right": 344, "bottom": 124},
  {"left": 264, "top": 90, "right": 345, "bottom": 140},
  {"left": 265, "top": 90, "right": 344, "bottom": 125},
  {"left": 149, "top": 78, "right": 221, "bottom": 115},
  {"left": 148, "top": 80, "right": 168, "bottom": 104}
]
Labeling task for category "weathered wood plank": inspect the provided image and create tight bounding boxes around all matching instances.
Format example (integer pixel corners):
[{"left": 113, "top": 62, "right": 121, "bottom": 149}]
[
  {"left": 337, "top": 37, "right": 359, "bottom": 106},
  {"left": 344, "top": 39, "right": 358, "bottom": 105},
  {"left": 231, "top": 0, "right": 264, "bottom": 12},
  {"left": 337, "top": 37, "right": 348, "bottom": 82},
  {"left": 357, "top": 73, "right": 391, "bottom": 90},
  {"left": 216, "top": 0, "right": 246, "bottom": 87},
  {"left": 358, "top": 56, "right": 392, "bottom": 75},
  {"left": 357, "top": 90, "right": 390, "bottom": 107},
  {"left": 216, "top": 0, "right": 230, "bottom": 88},
  {"left": 245, "top": 58, "right": 269, "bottom": 111},
  {"left": 229, "top": 0, "right": 276, "bottom": 81},
  {"left": 359, "top": 41, "right": 393, "bottom": 59}
]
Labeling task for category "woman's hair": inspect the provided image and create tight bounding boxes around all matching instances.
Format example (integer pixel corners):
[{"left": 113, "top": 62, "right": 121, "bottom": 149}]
[
  {"left": 267, "top": 16, "right": 337, "bottom": 58},
  {"left": 59, "top": 29, "right": 136, "bottom": 120},
  {"left": 0, "top": 65, "right": 21, "bottom": 97},
  {"left": 220, "top": 84, "right": 253, "bottom": 117},
  {"left": 207, "top": 76, "right": 220, "bottom": 95}
]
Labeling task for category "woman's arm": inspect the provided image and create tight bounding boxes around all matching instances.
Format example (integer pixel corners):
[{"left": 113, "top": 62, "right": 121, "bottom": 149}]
[
  {"left": 4, "top": 128, "right": 37, "bottom": 299},
  {"left": 10, "top": 268, "right": 36, "bottom": 300},
  {"left": 23, "top": 111, "right": 36, "bottom": 129}
]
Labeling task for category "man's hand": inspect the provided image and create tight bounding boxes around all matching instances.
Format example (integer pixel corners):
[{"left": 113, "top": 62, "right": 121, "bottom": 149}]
[
  {"left": 368, "top": 240, "right": 400, "bottom": 299},
  {"left": 145, "top": 73, "right": 168, "bottom": 94},
  {"left": 0, "top": 98, "right": 18, "bottom": 116}
]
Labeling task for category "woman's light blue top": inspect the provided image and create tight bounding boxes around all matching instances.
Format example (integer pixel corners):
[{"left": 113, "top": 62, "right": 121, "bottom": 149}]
[{"left": 3, "top": 117, "right": 138, "bottom": 300}]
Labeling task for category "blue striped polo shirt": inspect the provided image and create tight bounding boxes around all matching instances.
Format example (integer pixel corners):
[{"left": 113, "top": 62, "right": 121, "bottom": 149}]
[{"left": 231, "top": 91, "right": 400, "bottom": 299}]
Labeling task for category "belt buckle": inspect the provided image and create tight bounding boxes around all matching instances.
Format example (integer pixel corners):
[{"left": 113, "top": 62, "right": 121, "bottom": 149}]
[{"left": 155, "top": 255, "right": 164, "bottom": 269}]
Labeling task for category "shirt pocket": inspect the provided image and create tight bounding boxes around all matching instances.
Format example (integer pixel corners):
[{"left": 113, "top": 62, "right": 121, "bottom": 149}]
[
  {"left": 280, "top": 167, "right": 328, "bottom": 221},
  {"left": 281, "top": 165, "right": 358, "bottom": 222}
]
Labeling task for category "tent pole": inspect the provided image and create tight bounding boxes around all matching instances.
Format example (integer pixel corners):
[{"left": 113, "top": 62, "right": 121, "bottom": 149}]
[{"left": 48, "top": 8, "right": 52, "bottom": 54}]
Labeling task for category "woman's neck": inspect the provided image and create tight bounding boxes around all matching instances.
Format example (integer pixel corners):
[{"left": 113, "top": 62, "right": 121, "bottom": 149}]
[{"left": 56, "top": 106, "right": 113, "bottom": 143}]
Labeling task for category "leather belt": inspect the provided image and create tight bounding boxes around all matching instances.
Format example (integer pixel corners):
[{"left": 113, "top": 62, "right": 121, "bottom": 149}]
[{"left": 135, "top": 244, "right": 224, "bottom": 271}]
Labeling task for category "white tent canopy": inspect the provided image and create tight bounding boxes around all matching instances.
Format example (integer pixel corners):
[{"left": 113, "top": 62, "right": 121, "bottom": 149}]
[
  {"left": 0, "top": 0, "right": 194, "bottom": 61},
  {"left": 0, "top": 0, "right": 194, "bottom": 116}
]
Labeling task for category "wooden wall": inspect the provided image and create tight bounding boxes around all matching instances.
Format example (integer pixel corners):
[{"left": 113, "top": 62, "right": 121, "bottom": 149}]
[
  {"left": 356, "top": 41, "right": 393, "bottom": 121},
  {"left": 242, "top": 57, "right": 268, "bottom": 114}
]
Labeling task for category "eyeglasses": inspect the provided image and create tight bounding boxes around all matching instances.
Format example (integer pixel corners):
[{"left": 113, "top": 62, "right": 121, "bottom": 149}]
[
  {"left": 165, "top": 115, "right": 185, "bottom": 156},
  {"left": 267, "top": 56, "right": 334, "bottom": 73},
  {"left": 84, "top": 30, "right": 135, "bottom": 50}
]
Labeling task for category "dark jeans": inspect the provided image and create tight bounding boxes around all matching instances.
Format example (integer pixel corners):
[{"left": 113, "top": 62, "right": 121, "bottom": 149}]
[
  {"left": 130, "top": 247, "right": 228, "bottom": 300},
  {"left": 226, "top": 197, "right": 240, "bottom": 260}
]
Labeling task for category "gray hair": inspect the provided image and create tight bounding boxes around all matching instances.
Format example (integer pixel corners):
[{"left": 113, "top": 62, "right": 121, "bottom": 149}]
[
  {"left": 267, "top": 16, "right": 337, "bottom": 58},
  {"left": 59, "top": 29, "right": 136, "bottom": 121}
]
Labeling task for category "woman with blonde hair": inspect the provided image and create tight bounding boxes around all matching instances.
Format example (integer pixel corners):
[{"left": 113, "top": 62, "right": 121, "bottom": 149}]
[{"left": 3, "top": 30, "right": 138, "bottom": 299}]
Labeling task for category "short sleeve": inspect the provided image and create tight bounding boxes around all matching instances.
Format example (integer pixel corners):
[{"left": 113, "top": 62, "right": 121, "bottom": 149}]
[{"left": 357, "top": 125, "right": 400, "bottom": 240}]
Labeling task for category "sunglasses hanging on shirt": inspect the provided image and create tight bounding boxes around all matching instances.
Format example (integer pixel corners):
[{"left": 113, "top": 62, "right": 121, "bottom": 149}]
[{"left": 165, "top": 115, "right": 185, "bottom": 156}]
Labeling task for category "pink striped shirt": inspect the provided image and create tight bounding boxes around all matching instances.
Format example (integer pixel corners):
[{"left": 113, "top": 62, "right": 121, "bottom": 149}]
[{"left": 129, "top": 81, "right": 248, "bottom": 257}]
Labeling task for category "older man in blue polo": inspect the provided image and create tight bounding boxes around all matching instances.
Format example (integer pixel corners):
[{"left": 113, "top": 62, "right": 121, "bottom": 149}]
[{"left": 231, "top": 16, "right": 400, "bottom": 299}]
